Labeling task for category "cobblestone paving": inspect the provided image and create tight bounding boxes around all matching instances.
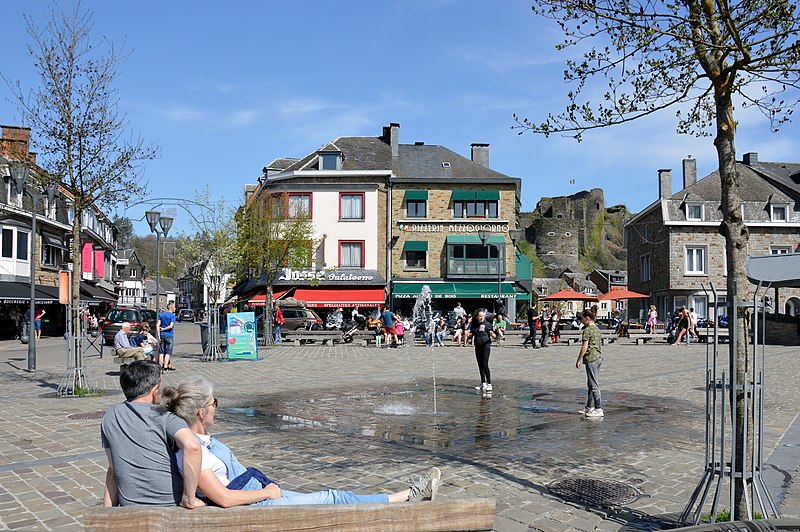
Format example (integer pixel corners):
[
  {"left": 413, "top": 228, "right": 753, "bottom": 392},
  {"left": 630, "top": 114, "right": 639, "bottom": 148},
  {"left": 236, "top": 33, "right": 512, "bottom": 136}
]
[{"left": 0, "top": 327, "right": 798, "bottom": 531}]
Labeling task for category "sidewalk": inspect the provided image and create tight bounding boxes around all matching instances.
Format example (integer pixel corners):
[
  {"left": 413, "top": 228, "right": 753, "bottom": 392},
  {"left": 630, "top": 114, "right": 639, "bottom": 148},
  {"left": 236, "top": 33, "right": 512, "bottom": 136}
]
[{"left": 0, "top": 329, "right": 797, "bottom": 531}]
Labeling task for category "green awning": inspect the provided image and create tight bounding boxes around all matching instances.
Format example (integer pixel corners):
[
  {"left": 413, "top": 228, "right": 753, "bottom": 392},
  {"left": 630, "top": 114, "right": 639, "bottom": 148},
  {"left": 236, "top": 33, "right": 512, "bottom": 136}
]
[
  {"left": 403, "top": 241, "right": 428, "bottom": 252},
  {"left": 393, "top": 282, "right": 517, "bottom": 299},
  {"left": 476, "top": 190, "right": 500, "bottom": 200},
  {"left": 446, "top": 235, "right": 505, "bottom": 245},
  {"left": 446, "top": 235, "right": 481, "bottom": 244},
  {"left": 451, "top": 190, "right": 477, "bottom": 201},
  {"left": 404, "top": 190, "right": 428, "bottom": 201}
]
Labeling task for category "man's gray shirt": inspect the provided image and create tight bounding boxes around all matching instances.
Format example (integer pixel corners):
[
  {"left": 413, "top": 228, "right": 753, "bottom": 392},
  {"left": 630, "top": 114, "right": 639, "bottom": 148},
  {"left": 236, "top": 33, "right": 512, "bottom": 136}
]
[
  {"left": 114, "top": 330, "right": 131, "bottom": 350},
  {"left": 101, "top": 402, "right": 188, "bottom": 506}
]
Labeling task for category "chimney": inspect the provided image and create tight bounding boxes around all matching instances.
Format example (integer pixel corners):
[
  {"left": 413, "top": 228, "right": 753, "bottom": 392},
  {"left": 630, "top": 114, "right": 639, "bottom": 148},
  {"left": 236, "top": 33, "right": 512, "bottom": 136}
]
[
  {"left": 471, "top": 143, "right": 490, "bottom": 168},
  {"left": 382, "top": 123, "right": 399, "bottom": 158},
  {"left": 682, "top": 157, "right": 696, "bottom": 189},
  {"left": 1, "top": 125, "right": 31, "bottom": 142},
  {"left": 658, "top": 168, "right": 672, "bottom": 198},
  {"left": 743, "top": 152, "right": 758, "bottom": 166}
]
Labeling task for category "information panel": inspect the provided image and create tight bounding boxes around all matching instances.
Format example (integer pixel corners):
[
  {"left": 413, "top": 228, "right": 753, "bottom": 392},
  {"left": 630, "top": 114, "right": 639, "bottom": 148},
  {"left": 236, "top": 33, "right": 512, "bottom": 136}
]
[{"left": 226, "top": 312, "right": 258, "bottom": 359}]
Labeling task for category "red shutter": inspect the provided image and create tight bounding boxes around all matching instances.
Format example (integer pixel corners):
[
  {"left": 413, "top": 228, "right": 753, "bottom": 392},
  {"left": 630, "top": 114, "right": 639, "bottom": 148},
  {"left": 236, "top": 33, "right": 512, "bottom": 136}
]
[
  {"left": 82, "top": 244, "right": 93, "bottom": 273},
  {"left": 94, "top": 250, "right": 105, "bottom": 278}
]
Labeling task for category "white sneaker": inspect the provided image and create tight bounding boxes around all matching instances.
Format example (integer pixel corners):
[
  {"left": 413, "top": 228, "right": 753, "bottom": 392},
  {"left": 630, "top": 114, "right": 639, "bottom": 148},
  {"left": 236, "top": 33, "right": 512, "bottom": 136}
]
[
  {"left": 579, "top": 406, "right": 592, "bottom": 414},
  {"left": 475, "top": 383, "right": 485, "bottom": 390},
  {"left": 484, "top": 383, "right": 493, "bottom": 392},
  {"left": 586, "top": 408, "right": 604, "bottom": 418}
]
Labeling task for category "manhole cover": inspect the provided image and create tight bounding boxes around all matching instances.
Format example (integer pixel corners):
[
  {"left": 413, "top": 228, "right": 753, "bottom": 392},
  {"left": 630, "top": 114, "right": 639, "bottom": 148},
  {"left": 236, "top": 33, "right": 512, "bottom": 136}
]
[
  {"left": 548, "top": 477, "right": 640, "bottom": 507},
  {"left": 67, "top": 410, "right": 106, "bottom": 420}
]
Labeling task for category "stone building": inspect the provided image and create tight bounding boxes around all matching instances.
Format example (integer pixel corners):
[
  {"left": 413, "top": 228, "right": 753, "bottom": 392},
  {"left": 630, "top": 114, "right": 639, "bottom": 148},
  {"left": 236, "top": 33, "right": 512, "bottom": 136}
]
[{"left": 624, "top": 154, "right": 800, "bottom": 336}]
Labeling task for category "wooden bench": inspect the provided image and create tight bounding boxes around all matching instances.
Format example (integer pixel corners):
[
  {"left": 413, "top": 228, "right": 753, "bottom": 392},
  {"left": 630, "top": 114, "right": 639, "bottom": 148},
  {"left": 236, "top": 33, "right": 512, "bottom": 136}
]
[
  {"left": 632, "top": 334, "right": 663, "bottom": 345},
  {"left": 696, "top": 328, "right": 730, "bottom": 343},
  {"left": 282, "top": 330, "right": 342, "bottom": 346},
  {"left": 83, "top": 498, "right": 497, "bottom": 531}
]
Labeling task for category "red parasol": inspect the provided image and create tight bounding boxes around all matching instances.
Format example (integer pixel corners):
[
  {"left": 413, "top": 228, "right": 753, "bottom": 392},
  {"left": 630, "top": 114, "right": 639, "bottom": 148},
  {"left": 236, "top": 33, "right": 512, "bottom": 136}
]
[
  {"left": 596, "top": 289, "right": 650, "bottom": 301},
  {"left": 540, "top": 289, "right": 599, "bottom": 301}
]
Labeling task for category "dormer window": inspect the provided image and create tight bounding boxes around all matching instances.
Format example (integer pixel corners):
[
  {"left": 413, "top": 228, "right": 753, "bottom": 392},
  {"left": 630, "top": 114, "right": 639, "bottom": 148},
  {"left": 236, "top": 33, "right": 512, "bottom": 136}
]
[
  {"left": 770, "top": 204, "right": 788, "bottom": 222},
  {"left": 319, "top": 151, "right": 342, "bottom": 171},
  {"left": 686, "top": 203, "right": 704, "bottom": 221}
]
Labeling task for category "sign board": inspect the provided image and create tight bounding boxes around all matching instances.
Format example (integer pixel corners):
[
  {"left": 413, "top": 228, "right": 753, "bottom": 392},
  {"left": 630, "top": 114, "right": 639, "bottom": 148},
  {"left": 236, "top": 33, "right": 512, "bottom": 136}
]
[
  {"left": 226, "top": 312, "right": 258, "bottom": 359},
  {"left": 59, "top": 271, "right": 70, "bottom": 304}
]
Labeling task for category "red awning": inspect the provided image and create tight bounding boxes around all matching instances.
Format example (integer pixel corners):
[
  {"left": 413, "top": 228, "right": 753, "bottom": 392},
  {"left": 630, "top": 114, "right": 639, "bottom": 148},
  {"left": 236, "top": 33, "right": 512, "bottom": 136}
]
[
  {"left": 248, "top": 290, "right": 288, "bottom": 306},
  {"left": 292, "top": 288, "right": 385, "bottom": 308}
]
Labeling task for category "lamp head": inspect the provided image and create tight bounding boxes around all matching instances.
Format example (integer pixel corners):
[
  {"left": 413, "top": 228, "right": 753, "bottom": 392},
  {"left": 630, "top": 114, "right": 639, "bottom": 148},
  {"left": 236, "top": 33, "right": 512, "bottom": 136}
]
[
  {"left": 45, "top": 187, "right": 57, "bottom": 205},
  {"left": 509, "top": 229, "right": 524, "bottom": 247},
  {"left": 159, "top": 216, "right": 173, "bottom": 237},
  {"left": 9, "top": 163, "right": 29, "bottom": 195},
  {"left": 145, "top": 210, "right": 160, "bottom": 233},
  {"left": 478, "top": 229, "right": 489, "bottom": 246}
]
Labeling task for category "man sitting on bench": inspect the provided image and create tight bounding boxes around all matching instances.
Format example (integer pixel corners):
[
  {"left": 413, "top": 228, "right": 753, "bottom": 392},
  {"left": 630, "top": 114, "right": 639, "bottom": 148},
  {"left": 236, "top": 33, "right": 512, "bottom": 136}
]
[{"left": 114, "top": 322, "right": 146, "bottom": 361}]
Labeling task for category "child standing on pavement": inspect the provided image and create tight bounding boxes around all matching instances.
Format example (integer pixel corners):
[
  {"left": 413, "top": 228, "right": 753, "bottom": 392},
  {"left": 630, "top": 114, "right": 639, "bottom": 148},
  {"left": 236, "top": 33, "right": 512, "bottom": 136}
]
[{"left": 576, "top": 308, "right": 604, "bottom": 418}]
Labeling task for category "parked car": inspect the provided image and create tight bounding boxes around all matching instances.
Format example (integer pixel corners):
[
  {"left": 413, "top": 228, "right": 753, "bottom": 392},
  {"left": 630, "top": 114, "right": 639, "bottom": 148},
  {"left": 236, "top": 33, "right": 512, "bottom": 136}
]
[
  {"left": 177, "top": 308, "right": 196, "bottom": 322},
  {"left": 102, "top": 307, "right": 158, "bottom": 346},
  {"left": 282, "top": 307, "right": 322, "bottom": 330}
]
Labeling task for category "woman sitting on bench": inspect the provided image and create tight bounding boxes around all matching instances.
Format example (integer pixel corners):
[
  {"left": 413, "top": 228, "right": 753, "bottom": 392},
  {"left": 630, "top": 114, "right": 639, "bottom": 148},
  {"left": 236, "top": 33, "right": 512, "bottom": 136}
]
[{"left": 162, "top": 378, "right": 441, "bottom": 507}]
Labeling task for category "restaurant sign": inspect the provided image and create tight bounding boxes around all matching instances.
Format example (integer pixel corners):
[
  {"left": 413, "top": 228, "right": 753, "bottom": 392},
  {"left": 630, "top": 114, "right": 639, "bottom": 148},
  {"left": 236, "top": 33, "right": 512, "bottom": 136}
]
[
  {"left": 398, "top": 221, "right": 509, "bottom": 233},
  {"left": 277, "top": 268, "right": 379, "bottom": 283}
]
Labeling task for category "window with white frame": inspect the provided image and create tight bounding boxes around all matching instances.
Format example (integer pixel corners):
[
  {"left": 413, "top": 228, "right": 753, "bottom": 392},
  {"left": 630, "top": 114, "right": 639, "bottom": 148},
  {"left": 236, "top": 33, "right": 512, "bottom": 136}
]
[
  {"left": 770, "top": 204, "right": 788, "bottom": 222},
  {"left": 771, "top": 246, "right": 792, "bottom": 255},
  {"left": 686, "top": 246, "right": 707, "bottom": 274},
  {"left": 44, "top": 197, "right": 56, "bottom": 219},
  {"left": 288, "top": 193, "right": 311, "bottom": 218},
  {"left": 4, "top": 180, "right": 22, "bottom": 208},
  {"left": 640, "top": 254, "right": 651, "bottom": 282},
  {"left": 686, "top": 203, "right": 704, "bottom": 221},
  {"left": 16, "top": 231, "right": 29, "bottom": 261}
]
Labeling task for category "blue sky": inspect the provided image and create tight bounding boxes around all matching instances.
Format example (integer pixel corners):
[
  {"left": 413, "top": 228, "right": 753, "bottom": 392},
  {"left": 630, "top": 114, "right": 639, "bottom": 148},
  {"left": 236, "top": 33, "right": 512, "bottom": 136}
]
[{"left": 2, "top": 1, "right": 798, "bottom": 234}]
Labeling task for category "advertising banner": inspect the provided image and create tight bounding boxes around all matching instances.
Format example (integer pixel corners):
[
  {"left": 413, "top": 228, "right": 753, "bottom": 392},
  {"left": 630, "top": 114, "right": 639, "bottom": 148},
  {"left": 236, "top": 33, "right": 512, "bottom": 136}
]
[{"left": 226, "top": 312, "right": 258, "bottom": 359}]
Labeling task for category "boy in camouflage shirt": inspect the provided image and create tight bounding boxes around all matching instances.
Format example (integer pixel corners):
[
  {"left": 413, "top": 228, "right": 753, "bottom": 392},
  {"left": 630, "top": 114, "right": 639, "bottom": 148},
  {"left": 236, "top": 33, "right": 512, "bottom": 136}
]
[{"left": 575, "top": 308, "right": 604, "bottom": 418}]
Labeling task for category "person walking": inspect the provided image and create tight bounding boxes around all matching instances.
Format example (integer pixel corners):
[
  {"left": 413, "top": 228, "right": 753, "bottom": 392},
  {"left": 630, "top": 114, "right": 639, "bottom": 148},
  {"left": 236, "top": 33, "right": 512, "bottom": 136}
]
[
  {"left": 688, "top": 307, "right": 699, "bottom": 342},
  {"left": 522, "top": 305, "right": 538, "bottom": 348},
  {"left": 673, "top": 308, "right": 690, "bottom": 346},
  {"left": 467, "top": 309, "right": 496, "bottom": 392},
  {"left": 576, "top": 308, "right": 604, "bottom": 418},
  {"left": 549, "top": 308, "right": 560, "bottom": 343},
  {"left": 157, "top": 303, "right": 177, "bottom": 371},
  {"left": 539, "top": 305, "right": 550, "bottom": 347},
  {"left": 273, "top": 304, "right": 285, "bottom": 344},
  {"left": 381, "top": 308, "right": 399, "bottom": 348}
]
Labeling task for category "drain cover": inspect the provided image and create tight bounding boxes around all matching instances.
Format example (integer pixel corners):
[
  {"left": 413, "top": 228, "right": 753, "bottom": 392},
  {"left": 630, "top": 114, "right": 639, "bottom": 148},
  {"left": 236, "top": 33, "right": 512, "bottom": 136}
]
[
  {"left": 67, "top": 410, "right": 106, "bottom": 420},
  {"left": 548, "top": 477, "right": 640, "bottom": 507}
]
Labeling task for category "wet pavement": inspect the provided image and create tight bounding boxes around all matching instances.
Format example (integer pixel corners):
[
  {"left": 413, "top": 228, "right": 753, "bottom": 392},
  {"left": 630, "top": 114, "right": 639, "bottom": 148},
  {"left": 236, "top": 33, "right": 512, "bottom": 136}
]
[{"left": 0, "top": 324, "right": 798, "bottom": 531}]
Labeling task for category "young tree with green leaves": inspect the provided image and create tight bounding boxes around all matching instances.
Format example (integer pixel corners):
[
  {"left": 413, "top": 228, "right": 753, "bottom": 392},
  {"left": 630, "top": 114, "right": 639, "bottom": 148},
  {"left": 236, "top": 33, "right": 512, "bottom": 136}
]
[
  {"left": 4, "top": 4, "right": 157, "bottom": 390},
  {"left": 515, "top": 0, "right": 800, "bottom": 519},
  {"left": 235, "top": 191, "right": 317, "bottom": 343}
]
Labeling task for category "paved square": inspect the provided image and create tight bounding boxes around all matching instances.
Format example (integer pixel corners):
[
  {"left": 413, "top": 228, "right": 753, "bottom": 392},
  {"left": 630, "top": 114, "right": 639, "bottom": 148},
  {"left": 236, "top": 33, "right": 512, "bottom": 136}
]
[{"left": 0, "top": 324, "right": 798, "bottom": 531}]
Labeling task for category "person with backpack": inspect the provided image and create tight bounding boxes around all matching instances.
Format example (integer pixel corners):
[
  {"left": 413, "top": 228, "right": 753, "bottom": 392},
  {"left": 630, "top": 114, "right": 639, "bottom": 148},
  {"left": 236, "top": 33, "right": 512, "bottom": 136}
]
[{"left": 467, "top": 309, "right": 497, "bottom": 392}]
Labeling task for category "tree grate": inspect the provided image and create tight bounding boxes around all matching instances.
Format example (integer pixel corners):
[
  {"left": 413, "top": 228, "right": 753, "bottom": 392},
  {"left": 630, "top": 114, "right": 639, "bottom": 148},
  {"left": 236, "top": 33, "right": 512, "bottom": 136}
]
[
  {"left": 548, "top": 477, "right": 640, "bottom": 507},
  {"left": 67, "top": 410, "right": 106, "bottom": 420}
]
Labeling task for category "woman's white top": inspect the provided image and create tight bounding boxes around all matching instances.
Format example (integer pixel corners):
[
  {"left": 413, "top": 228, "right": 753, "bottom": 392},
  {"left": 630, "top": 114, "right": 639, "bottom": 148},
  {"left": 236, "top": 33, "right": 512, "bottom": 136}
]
[{"left": 176, "top": 433, "right": 231, "bottom": 496}]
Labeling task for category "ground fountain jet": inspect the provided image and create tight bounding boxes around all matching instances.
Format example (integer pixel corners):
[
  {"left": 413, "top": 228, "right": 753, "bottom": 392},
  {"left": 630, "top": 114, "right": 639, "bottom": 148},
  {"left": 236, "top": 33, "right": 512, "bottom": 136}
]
[{"left": 411, "top": 285, "right": 437, "bottom": 415}]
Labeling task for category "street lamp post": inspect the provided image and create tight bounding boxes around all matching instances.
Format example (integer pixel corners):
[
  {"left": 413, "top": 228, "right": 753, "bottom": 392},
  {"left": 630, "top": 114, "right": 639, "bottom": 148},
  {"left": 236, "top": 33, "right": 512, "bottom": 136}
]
[
  {"left": 10, "top": 163, "right": 56, "bottom": 372},
  {"left": 145, "top": 211, "right": 173, "bottom": 316},
  {"left": 478, "top": 229, "right": 503, "bottom": 313}
]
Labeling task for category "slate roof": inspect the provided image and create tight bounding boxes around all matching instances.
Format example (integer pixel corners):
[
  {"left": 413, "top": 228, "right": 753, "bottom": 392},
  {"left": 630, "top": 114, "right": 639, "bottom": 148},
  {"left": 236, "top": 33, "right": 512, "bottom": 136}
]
[
  {"left": 531, "top": 278, "right": 568, "bottom": 297},
  {"left": 266, "top": 158, "right": 299, "bottom": 171},
  {"left": 276, "top": 135, "right": 516, "bottom": 181},
  {"left": 748, "top": 161, "right": 800, "bottom": 196}
]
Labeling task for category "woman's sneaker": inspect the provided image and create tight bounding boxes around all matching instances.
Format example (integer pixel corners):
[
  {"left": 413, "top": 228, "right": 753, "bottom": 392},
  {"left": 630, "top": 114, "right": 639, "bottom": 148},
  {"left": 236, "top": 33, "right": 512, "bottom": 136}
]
[
  {"left": 579, "top": 406, "right": 592, "bottom": 415},
  {"left": 475, "top": 383, "right": 485, "bottom": 390},
  {"left": 586, "top": 408, "right": 604, "bottom": 418},
  {"left": 408, "top": 467, "right": 441, "bottom": 502}
]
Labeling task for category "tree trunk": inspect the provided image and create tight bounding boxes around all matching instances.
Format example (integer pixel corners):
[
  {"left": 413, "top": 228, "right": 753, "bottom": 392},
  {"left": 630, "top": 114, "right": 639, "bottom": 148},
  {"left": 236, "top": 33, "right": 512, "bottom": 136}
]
[
  {"left": 714, "top": 90, "right": 752, "bottom": 519},
  {"left": 71, "top": 207, "right": 83, "bottom": 385}
]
